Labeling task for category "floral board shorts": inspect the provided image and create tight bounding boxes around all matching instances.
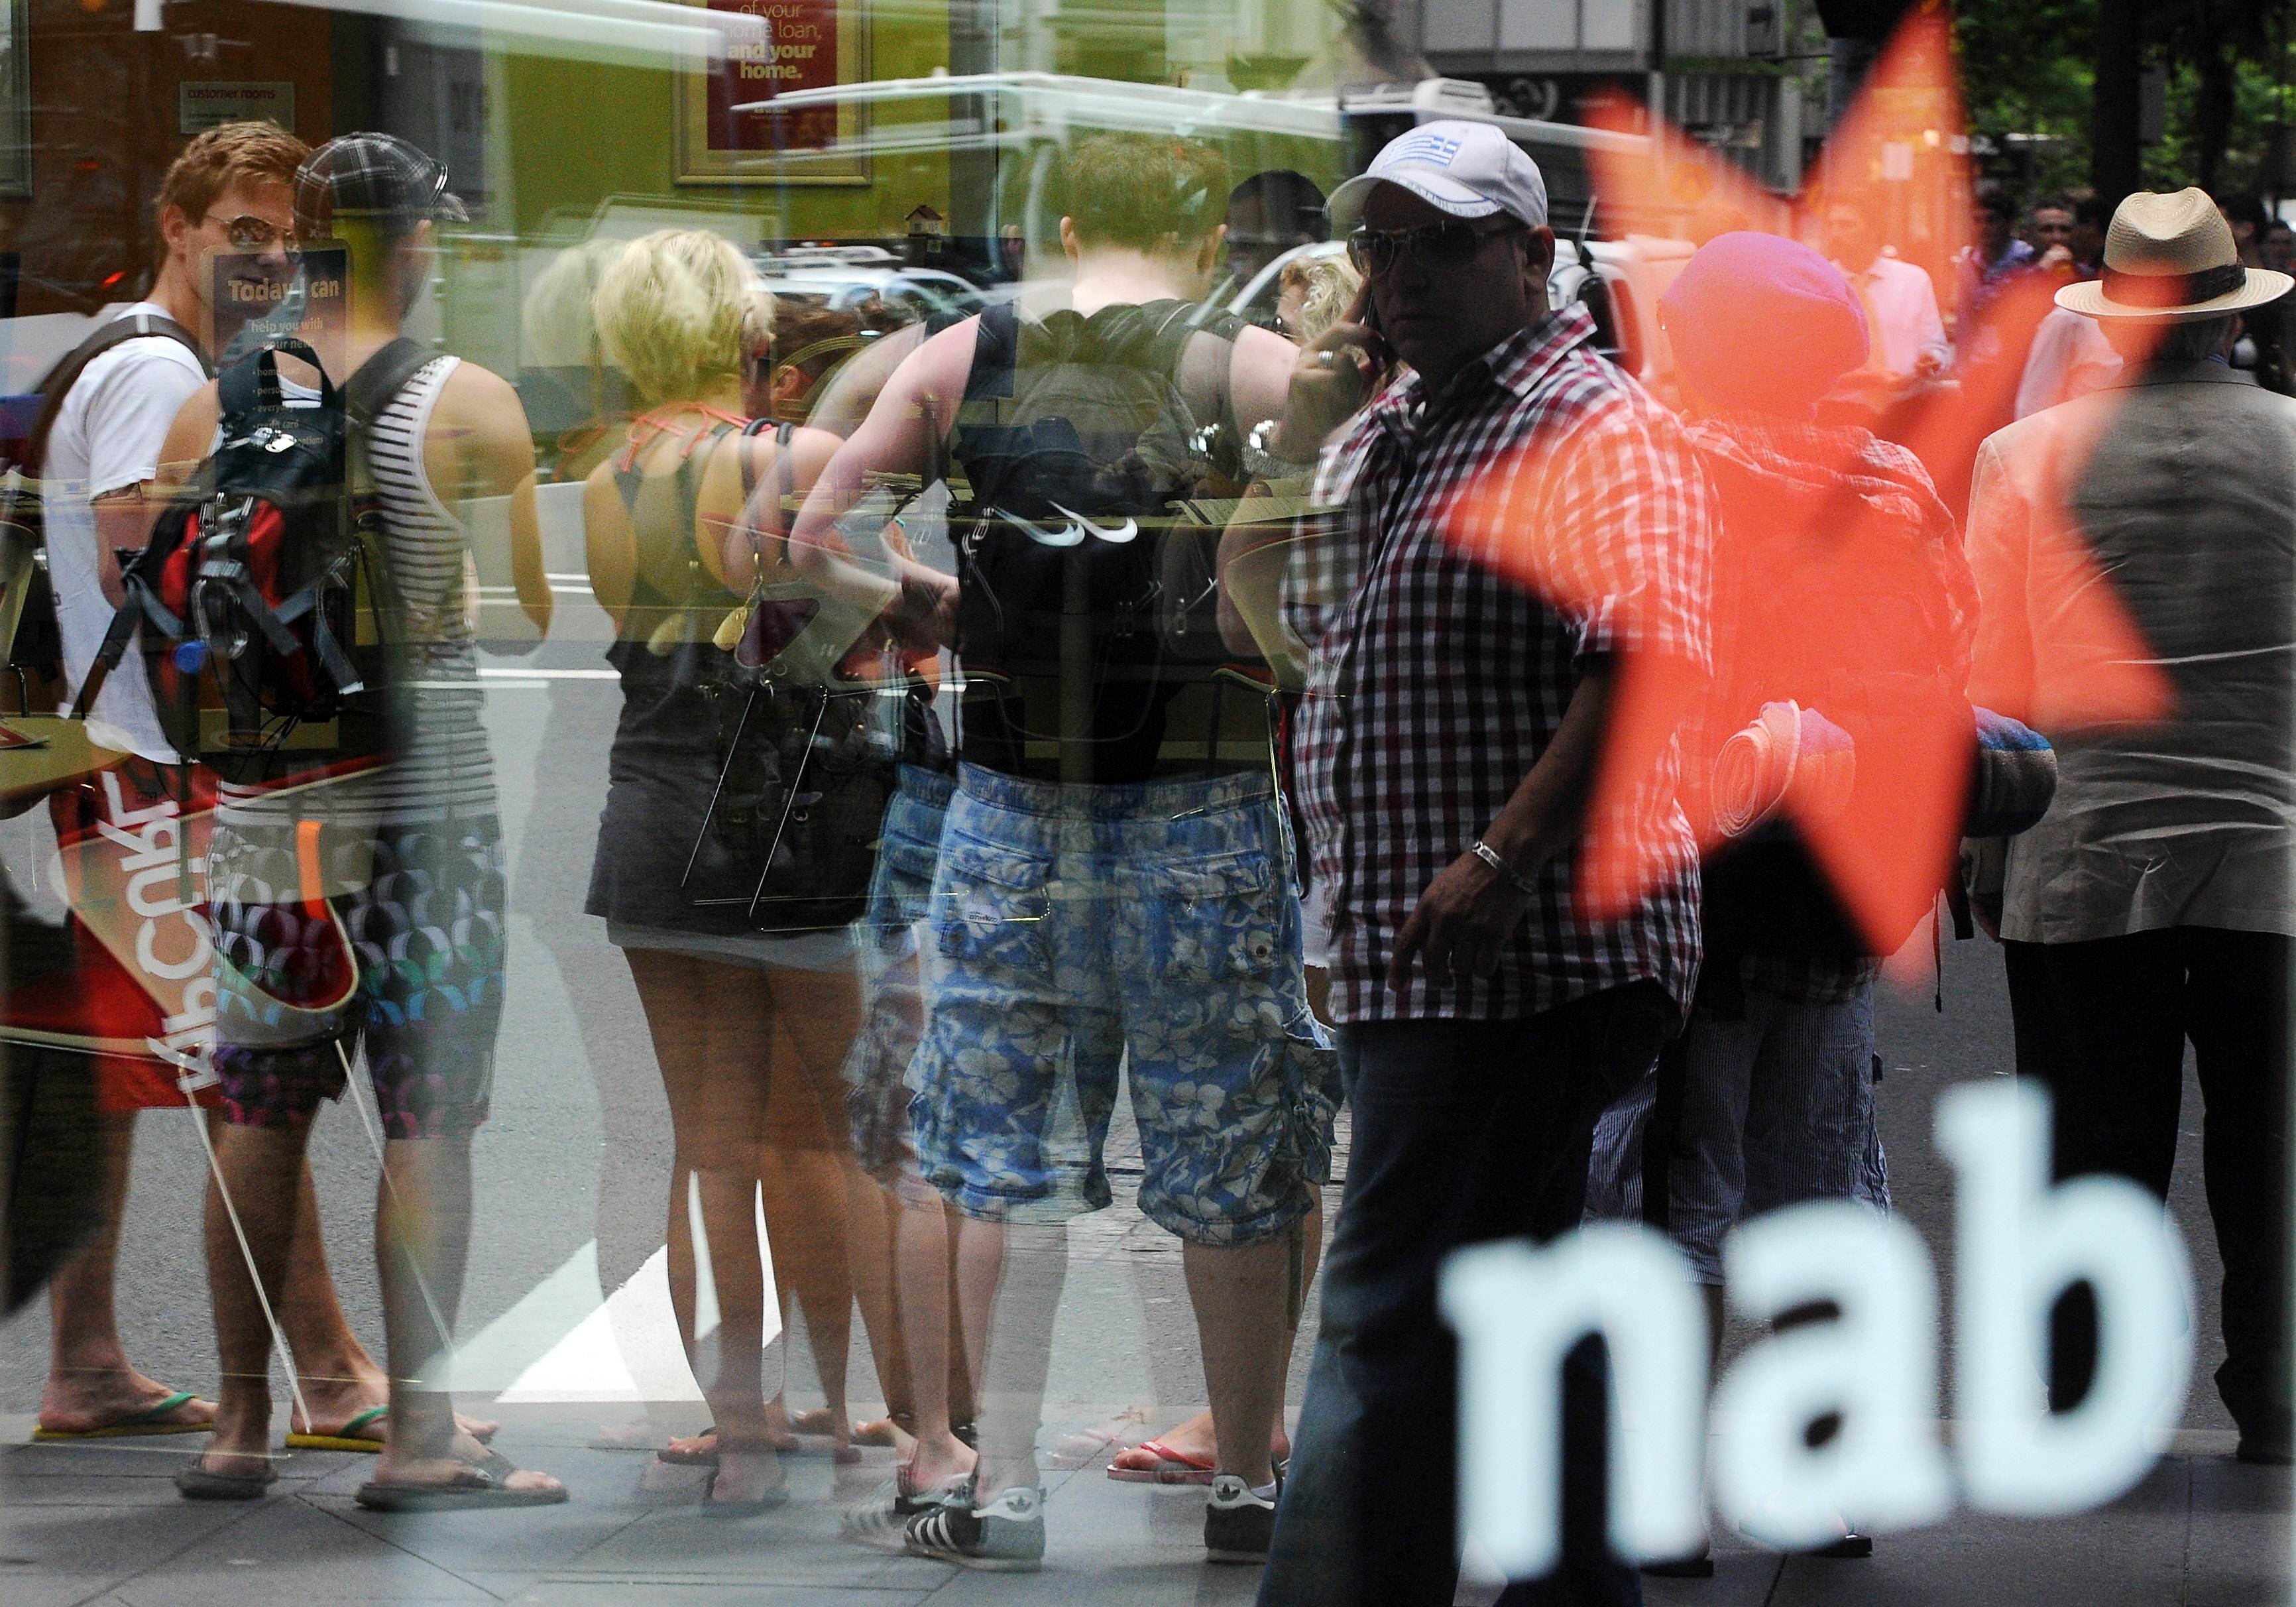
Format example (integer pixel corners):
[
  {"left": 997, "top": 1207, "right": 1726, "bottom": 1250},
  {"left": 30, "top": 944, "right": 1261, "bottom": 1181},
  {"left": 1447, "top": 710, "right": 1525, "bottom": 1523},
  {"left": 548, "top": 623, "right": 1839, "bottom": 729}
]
[
  {"left": 909, "top": 762, "right": 1341, "bottom": 1247},
  {"left": 844, "top": 764, "right": 958, "bottom": 1208},
  {"left": 207, "top": 813, "right": 509, "bottom": 1139}
]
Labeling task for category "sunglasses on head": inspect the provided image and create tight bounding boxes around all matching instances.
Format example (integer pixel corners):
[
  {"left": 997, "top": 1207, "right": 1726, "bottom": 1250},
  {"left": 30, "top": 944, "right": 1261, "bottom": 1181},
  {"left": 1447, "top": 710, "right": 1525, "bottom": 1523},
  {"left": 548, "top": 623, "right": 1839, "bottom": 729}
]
[
  {"left": 208, "top": 213, "right": 298, "bottom": 253},
  {"left": 1347, "top": 219, "right": 1522, "bottom": 274}
]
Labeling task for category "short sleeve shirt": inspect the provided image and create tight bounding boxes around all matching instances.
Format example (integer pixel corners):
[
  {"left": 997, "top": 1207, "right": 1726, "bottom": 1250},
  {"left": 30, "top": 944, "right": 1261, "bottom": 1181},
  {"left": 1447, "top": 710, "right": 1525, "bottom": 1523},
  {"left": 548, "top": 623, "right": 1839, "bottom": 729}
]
[
  {"left": 1291, "top": 305, "right": 1713, "bottom": 1023},
  {"left": 42, "top": 303, "right": 207, "bottom": 762}
]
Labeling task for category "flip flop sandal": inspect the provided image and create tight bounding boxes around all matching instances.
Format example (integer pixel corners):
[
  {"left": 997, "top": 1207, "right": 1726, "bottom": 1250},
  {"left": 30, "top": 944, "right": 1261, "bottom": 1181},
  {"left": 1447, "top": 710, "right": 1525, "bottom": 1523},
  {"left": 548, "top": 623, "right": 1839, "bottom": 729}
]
[
  {"left": 285, "top": 1405, "right": 503, "bottom": 1454},
  {"left": 355, "top": 1455, "right": 567, "bottom": 1512},
  {"left": 176, "top": 1458, "right": 280, "bottom": 1501},
  {"left": 1106, "top": 1437, "right": 1217, "bottom": 1486},
  {"left": 285, "top": 1403, "right": 389, "bottom": 1453},
  {"left": 656, "top": 1428, "right": 720, "bottom": 1468},
  {"left": 35, "top": 1390, "right": 211, "bottom": 1441}
]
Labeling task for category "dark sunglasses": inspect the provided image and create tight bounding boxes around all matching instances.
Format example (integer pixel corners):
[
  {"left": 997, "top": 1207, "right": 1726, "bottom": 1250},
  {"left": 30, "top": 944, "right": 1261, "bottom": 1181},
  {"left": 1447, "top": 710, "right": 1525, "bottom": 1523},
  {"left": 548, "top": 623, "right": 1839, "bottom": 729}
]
[
  {"left": 1347, "top": 219, "right": 1522, "bottom": 274},
  {"left": 207, "top": 213, "right": 298, "bottom": 253}
]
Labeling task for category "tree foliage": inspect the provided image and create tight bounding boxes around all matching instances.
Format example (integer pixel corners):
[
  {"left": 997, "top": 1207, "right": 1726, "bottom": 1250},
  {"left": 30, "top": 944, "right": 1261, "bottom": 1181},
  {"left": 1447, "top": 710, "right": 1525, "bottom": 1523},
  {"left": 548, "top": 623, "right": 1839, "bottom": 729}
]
[{"left": 1953, "top": 0, "right": 2293, "bottom": 202}]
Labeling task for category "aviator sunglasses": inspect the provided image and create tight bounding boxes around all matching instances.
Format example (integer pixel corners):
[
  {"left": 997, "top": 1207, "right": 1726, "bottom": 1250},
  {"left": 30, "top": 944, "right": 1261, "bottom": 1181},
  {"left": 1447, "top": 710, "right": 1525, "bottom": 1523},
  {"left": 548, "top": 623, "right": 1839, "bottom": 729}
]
[
  {"left": 1347, "top": 219, "right": 1524, "bottom": 274},
  {"left": 205, "top": 214, "right": 299, "bottom": 253}
]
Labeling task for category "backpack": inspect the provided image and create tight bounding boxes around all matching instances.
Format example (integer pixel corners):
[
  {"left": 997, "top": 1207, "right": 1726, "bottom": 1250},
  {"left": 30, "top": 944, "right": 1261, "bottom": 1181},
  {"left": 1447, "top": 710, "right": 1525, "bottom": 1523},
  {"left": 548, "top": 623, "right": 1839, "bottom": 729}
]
[
  {"left": 69, "top": 336, "right": 435, "bottom": 776},
  {"left": 0, "top": 312, "right": 210, "bottom": 689},
  {"left": 950, "top": 298, "right": 1245, "bottom": 702},
  {"left": 1688, "top": 421, "right": 1976, "bottom": 965}
]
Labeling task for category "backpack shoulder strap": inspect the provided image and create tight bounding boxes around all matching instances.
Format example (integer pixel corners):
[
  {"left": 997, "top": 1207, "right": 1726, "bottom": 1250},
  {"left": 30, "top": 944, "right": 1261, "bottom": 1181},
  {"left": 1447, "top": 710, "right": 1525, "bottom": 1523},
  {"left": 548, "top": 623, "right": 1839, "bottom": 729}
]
[
  {"left": 736, "top": 416, "right": 797, "bottom": 528},
  {"left": 26, "top": 312, "right": 209, "bottom": 471},
  {"left": 775, "top": 420, "right": 796, "bottom": 539},
  {"left": 966, "top": 300, "right": 1021, "bottom": 402},
  {"left": 1157, "top": 299, "right": 1244, "bottom": 362}
]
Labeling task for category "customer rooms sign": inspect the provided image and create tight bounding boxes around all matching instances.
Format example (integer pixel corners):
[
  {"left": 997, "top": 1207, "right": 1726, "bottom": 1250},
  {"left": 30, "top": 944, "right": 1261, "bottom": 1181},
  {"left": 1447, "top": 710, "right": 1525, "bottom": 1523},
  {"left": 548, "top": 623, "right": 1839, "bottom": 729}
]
[
  {"left": 178, "top": 82, "right": 295, "bottom": 136},
  {"left": 1444, "top": 1079, "right": 2195, "bottom": 1577}
]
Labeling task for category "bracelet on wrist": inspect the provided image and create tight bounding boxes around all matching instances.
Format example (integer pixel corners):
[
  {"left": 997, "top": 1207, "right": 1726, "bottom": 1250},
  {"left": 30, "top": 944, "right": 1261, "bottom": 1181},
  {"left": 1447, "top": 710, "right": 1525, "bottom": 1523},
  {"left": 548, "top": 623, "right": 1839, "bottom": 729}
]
[{"left": 1470, "top": 839, "right": 1538, "bottom": 896}]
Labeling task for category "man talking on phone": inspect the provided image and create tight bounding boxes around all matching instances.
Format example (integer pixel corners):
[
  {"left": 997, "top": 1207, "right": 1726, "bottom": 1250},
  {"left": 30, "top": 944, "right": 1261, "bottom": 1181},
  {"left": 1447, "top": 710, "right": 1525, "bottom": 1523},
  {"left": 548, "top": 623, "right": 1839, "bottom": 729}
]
[{"left": 1259, "top": 123, "right": 1713, "bottom": 1607}]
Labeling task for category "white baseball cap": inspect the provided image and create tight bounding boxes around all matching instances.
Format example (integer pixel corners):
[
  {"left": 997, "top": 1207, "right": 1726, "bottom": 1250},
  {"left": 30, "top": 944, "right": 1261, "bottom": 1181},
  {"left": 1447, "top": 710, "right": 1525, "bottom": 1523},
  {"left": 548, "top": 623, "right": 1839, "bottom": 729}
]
[{"left": 1327, "top": 120, "right": 1550, "bottom": 235}]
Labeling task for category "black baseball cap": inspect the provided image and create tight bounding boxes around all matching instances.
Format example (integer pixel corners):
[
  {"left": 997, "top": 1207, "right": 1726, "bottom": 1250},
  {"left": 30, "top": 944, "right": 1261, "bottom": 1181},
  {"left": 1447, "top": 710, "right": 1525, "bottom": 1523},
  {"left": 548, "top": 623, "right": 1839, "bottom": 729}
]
[{"left": 294, "top": 132, "right": 467, "bottom": 240}]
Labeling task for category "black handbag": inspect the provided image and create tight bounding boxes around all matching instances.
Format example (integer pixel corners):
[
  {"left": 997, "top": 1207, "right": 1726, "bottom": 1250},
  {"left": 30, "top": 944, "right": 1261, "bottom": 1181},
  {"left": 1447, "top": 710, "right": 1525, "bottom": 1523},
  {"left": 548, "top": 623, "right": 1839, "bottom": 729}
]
[{"left": 682, "top": 420, "right": 940, "bottom": 932}]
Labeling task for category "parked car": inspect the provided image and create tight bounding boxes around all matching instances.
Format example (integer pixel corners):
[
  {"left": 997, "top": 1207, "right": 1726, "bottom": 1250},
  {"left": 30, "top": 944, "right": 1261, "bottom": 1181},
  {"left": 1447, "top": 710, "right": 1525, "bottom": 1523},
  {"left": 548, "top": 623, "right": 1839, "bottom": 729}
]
[{"left": 756, "top": 248, "right": 989, "bottom": 322}]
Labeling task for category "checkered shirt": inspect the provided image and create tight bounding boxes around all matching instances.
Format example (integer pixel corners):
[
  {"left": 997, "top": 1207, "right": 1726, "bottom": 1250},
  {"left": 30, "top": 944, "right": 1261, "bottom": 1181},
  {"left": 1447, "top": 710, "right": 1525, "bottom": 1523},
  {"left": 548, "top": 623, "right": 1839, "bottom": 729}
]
[{"left": 1291, "top": 305, "right": 1713, "bottom": 1024}]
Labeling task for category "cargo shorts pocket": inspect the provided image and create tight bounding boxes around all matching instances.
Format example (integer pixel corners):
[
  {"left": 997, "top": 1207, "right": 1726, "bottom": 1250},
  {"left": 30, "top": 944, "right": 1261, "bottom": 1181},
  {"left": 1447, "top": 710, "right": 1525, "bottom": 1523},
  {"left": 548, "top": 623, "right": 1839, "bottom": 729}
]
[
  {"left": 1271, "top": 1020, "right": 1343, "bottom": 1188},
  {"left": 867, "top": 830, "right": 943, "bottom": 947},
  {"left": 1129, "top": 850, "right": 1284, "bottom": 986},
  {"left": 929, "top": 835, "right": 1053, "bottom": 973}
]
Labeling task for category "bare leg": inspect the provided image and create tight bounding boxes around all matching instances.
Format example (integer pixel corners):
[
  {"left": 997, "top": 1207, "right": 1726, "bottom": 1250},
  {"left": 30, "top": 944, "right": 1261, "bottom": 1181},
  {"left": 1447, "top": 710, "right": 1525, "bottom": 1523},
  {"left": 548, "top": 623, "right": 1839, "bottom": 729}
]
[
  {"left": 628, "top": 949, "right": 784, "bottom": 1502},
  {"left": 266, "top": 1124, "right": 493, "bottom": 1442},
  {"left": 958, "top": 1216, "right": 1061, "bottom": 1502},
  {"left": 195, "top": 1120, "right": 314, "bottom": 1478},
  {"left": 365, "top": 1135, "right": 557, "bottom": 1495},
  {"left": 764, "top": 965, "right": 873, "bottom": 1449},
  {"left": 895, "top": 1191, "right": 976, "bottom": 1488},
  {"left": 40, "top": 1109, "right": 215, "bottom": 1434},
  {"left": 757, "top": 1139, "right": 854, "bottom": 1443},
  {"left": 1183, "top": 1236, "right": 1287, "bottom": 1489},
  {"left": 680, "top": 1162, "right": 781, "bottom": 1502},
  {"left": 842, "top": 1173, "right": 909, "bottom": 1424},
  {"left": 1116, "top": 1195, "right": 1325, "bottom": 1470}
]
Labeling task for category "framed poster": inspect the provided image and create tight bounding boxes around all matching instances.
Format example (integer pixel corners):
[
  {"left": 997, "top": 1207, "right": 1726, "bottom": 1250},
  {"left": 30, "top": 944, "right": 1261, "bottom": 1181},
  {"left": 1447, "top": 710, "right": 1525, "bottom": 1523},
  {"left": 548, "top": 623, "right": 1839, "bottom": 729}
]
[
  {"left": 675, "top": 0, "right": 870, "bottom": 186},
  {"left": 0, "top": 0, "right": 27, "bottom": 200}
]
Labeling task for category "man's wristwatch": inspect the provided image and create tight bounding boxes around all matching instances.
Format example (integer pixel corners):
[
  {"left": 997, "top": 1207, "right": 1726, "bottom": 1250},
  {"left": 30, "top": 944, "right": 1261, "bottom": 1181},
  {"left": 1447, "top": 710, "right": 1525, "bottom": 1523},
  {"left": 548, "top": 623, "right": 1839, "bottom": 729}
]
[{"left": 1470, "top": 839, "right": 1538, "bottom": 896}]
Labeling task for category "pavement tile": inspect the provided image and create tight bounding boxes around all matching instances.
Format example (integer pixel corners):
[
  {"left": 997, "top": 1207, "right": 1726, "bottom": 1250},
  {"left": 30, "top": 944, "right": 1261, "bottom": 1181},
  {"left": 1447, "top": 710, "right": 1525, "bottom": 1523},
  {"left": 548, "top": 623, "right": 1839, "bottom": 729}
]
[
  {"left": 496, "top": 1590, "right": 927, "bottom": 1605},
  {"left": 0, "top": 1571, "right": 125, "bottom": 1607},
  {"left": 1766, "top": 1458, "right": 2193, "bottom": 1607},
  {"left": 2185, "top": 1455, "right": 2292, "bottom": 1607},
  {"left": 101, "top": 1495, "right": 505, "bottom": 1603},
  {"left": 924, "top": 1557, "right": 1263, "bottom": 1606},
  {"left": 1642, "top": 1552, "right": 1785, "bottom": 1607},
  {"left": 0, "top": 1492, "right": 257, "bottom": 1575},
  {"left": 308, "top": 1492, "right": 650, "bottom": 1577}
]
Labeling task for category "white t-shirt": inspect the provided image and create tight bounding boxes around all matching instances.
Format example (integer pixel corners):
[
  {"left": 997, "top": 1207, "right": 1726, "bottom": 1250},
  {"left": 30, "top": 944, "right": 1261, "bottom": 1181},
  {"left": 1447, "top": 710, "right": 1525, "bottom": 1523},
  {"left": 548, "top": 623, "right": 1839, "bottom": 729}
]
[{"left": 44, "top": 302, "right": 207, "bottom": 761}]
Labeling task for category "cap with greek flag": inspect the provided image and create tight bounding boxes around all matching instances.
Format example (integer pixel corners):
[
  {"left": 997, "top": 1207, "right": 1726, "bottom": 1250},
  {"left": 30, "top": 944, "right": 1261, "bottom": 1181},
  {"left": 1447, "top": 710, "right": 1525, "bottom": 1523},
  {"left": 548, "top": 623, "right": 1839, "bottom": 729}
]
[{"left": 1328, "top": 119, "right": 1550, "bottom": 235}]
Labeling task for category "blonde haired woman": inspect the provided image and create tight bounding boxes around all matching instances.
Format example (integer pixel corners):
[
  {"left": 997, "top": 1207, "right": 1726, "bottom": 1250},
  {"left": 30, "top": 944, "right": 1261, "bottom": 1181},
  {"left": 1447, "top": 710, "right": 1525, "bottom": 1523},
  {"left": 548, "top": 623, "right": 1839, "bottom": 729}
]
[
  {"left": 581, "top": 229, "right": 862, "bottom": 1508},
  {"left": 1276, "top": 252, "right": 1361, "bottom": 346}
]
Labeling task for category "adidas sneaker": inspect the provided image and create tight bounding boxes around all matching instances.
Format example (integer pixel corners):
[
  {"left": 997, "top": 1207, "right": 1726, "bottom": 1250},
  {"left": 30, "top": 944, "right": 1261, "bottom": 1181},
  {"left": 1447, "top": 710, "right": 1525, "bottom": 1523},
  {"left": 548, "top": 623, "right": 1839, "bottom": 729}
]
[
  {"left": 1204, "top": 1472, "right": 1279, "bottom": 1564},
  {"left": 903, "top": 1482, "right": 1046, "bottom": 1571}
]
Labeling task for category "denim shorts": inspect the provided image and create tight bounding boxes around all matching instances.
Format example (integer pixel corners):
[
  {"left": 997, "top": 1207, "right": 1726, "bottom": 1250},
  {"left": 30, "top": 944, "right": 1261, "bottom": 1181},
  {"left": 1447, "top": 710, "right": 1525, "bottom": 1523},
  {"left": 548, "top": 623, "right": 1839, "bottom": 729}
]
[
  {"left": 207, "top": 815, "right": 507, "bottom": 1140},
  {"left": 908, "top": 763, "right": 1340, "bottom": 1246}
]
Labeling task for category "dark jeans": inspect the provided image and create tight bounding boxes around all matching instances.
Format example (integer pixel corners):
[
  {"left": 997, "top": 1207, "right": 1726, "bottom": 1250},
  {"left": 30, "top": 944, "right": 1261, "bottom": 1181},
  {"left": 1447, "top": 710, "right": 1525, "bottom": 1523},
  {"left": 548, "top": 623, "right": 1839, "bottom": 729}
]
[
  {"left": 2002, "top": 928, "right": 2293, "bottom": 1445},
  {"left": 1259, "top": 983, "right": 1674, "bottom": 1607}
]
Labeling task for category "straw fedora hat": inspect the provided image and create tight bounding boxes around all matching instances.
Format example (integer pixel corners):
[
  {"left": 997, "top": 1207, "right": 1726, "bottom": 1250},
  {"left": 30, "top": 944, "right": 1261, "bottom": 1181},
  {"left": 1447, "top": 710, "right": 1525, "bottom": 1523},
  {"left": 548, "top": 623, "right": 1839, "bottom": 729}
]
[{"left": 2058, "top": 188, "right": 2293, "bottom": 321}]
